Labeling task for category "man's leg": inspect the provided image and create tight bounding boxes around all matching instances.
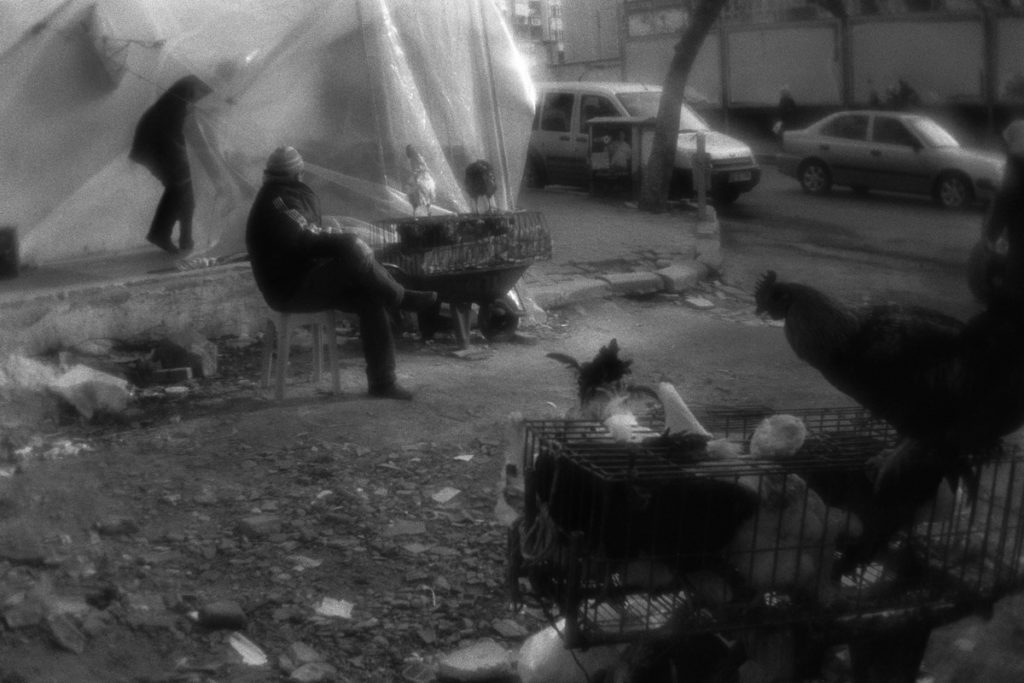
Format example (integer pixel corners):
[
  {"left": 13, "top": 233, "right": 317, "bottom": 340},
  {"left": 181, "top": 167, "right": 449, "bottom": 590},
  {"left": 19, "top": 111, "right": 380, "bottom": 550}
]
[
  {"left": 358, "top": 304, "right": 410, "bottom": 400},
  {"left": 176, "top": 181, "right": 196, "bottom": 252},
  {"left": 285, "top": 261, "right": 415, "bottom": 400},
  {"left": 147, "top": 185, "right": 180, "bottom": 254}
]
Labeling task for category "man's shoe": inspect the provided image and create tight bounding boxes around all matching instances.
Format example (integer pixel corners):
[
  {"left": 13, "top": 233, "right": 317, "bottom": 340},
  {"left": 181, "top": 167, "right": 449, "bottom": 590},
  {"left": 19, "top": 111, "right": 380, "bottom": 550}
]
[
  {"left": 147, "top": 233, "right": 179, "bottom": 254},
  {"left": 368, "top": 383, "right": 414, "bottom": 400},
  {"left": 399, "top": 290, "right": 438, "bottom": 312}
]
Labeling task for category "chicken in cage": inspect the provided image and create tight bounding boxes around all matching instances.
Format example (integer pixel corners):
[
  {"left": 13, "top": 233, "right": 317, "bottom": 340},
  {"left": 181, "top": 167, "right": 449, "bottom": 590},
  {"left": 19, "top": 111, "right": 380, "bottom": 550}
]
[
  {"left": 508, "top": 407, "right": 1024, "bottom": 651},
  {"left": 364, "top": 211, "right": 551, "bottom": 277}
]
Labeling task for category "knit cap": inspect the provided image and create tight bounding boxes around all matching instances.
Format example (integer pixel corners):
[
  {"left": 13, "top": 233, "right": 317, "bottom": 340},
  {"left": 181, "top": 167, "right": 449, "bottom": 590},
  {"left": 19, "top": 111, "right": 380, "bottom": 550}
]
[
  {"left": 265, "top": 146, "right": 304, "bottom": 177},
  {"left": 1003, "top": 120, "right": 1024, "bottom": 157}
]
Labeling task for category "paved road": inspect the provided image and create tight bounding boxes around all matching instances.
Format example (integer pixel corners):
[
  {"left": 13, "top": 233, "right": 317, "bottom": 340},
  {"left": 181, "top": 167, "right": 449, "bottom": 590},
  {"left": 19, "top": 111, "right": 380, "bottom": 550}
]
[{"left": 717, "top": 165, "right": 988, "bottom": 318}]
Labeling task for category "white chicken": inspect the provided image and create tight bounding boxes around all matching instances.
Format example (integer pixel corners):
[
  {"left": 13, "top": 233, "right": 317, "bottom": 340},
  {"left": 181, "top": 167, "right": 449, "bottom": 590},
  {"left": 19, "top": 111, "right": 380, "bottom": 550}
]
[
  {"left": 726, "top": 415, "right": 860, "bottom": 603},
  {"left": 404, "top": 144, "right": 436, "bottom": 217}
]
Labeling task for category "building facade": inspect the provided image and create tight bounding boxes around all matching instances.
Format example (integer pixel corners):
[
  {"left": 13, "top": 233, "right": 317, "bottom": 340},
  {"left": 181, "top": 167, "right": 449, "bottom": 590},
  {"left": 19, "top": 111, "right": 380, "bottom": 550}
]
[
  {"left": 538, "top": 0, "right": 1024, "bottom": 120},
  {"left": 493, "top": 0, "right": 566, "bottom": 68}
]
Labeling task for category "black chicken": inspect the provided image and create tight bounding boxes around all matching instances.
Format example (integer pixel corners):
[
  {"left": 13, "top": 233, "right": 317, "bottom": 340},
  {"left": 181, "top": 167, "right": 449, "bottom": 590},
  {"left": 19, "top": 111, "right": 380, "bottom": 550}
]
[
  {"left": 755, "top": 269, "right": 1024, "bottom": 564},
  {"left": 464, "top": 159, "right": 497, "bottom": 214}
]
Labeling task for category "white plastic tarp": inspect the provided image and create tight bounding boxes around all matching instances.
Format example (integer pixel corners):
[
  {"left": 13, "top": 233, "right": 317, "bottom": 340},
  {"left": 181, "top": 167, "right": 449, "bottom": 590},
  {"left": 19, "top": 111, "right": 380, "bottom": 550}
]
[{"left": 0, "top": 0, "right": 535, "bottom": 265}]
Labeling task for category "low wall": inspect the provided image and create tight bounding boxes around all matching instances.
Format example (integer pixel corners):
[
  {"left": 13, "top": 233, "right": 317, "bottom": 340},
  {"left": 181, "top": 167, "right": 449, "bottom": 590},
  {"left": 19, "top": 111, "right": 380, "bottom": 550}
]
[{"left": 0, "top": 264, "right": 267, "bottom": 356}]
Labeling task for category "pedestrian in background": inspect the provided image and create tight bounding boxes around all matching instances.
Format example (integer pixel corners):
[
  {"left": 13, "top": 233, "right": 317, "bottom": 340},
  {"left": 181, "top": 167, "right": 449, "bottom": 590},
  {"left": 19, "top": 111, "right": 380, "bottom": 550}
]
[
  {"left": 130, "top": 75, "right": 212, "bottom": 254},
  {"left": 773, "top": 86, "right": 797, "bottom": 139}
]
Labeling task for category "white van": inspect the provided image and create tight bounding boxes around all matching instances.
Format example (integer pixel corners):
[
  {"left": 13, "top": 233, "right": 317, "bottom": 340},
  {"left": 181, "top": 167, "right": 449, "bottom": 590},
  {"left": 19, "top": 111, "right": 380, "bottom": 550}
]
[{"left": 527, "top": 82, "right": 760, "bottom": 203}]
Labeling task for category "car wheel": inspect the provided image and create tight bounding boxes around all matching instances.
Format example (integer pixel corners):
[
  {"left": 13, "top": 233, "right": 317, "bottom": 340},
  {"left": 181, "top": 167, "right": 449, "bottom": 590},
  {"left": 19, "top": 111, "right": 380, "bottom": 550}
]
[
  {"left": 798, "top": 159, "right": 831, "bottom": 195},
  {"left": 523, "top": 156, "right": 546, "bottom": 189},
  {"left": 935, "top": 172, "right": 972, "bottom": 209}
]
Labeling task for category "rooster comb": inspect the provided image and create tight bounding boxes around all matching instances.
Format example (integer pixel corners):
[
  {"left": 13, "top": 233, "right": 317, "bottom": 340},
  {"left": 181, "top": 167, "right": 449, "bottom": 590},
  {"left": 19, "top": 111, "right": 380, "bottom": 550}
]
[{"left": 754, "top": 270, "right": 777, "bottom": 299}]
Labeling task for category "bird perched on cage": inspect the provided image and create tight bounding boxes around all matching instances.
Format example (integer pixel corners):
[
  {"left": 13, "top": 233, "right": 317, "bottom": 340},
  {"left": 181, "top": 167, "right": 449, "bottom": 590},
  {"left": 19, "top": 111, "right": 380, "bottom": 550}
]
[
  {"left": 404, "top": 144, "right": 436, "bottom": 217},
  {"left": 546, "top": 338, "right": 664, "bottom": 443},
  {"left": 464, "top": 159, "right": 498, "bottom": 214},
  {"left": 754, "top": 269, "right": 1024, "bottom": 566}
]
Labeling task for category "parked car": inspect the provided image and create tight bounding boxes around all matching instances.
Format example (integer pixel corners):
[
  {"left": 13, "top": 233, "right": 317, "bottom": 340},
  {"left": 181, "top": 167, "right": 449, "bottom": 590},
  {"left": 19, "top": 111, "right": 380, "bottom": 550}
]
[
  {"left": 778, "top": 110, "right": 1004, "bottom": 209},
  {"left": 527, "top": 82, "right": 761, "bottom": 203}
]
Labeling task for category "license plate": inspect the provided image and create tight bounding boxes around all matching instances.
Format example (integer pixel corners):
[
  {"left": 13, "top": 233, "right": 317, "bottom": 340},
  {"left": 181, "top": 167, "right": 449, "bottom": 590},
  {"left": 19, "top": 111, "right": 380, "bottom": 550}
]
[{"left": 729, "top": 171, "right": 752, "bottom": 182}]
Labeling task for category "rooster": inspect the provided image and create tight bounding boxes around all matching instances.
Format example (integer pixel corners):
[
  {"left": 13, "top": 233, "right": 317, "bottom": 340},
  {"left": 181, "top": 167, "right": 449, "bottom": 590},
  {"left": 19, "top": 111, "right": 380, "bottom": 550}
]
[
  {"left": 464, "top": 159, "right": 498, "bottom": 214},
  {"left": 404, "top": 144, "right": 436, "bottom": 217},
  {"left": 754, "top": 269, "right": 1024, "bottom": 565},
  {"left": 545, "top": 337, "right": 654, "bottom": 433}
]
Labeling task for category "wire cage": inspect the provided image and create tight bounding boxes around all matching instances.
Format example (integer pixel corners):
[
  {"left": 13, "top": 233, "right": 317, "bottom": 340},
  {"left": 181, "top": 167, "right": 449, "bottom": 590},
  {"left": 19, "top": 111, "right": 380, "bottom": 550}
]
[
  {"left": 363, "top": 211, "right": 551, "bottom": 277},
  {"left": 510, "top": 407, "right": 1024, "bottom": 648}
]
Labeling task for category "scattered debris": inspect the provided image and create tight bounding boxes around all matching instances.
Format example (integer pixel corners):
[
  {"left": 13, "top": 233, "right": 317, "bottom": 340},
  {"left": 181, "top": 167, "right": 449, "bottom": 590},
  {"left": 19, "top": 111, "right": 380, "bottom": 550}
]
[
  {"left": 313, "top": 597, "right": 353, "bottom": 619},
  {"left": 431, "top": 487, "right": 460, "bottom": 504},
  {"left": 383, "top": 520, "right": 427, "bottom": 537},
  {"left": 46, "top": 612, "right": 86, "bottom": 654},
  {"left": 94, "top": 515, "right": 139, "bottom": 537},
  {"left": 288, "top": 662, "right": 338, "bottom": 682},
  {"left": 198, "top": 600, "right": 247, "bottom": 630},
  {"left": 228, "top": 632, "right": 268, "bottom": 666}
]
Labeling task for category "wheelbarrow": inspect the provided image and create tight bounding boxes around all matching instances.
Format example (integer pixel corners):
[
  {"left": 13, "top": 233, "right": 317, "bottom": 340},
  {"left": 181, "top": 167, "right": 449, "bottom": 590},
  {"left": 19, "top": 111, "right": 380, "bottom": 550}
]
[
  {"left": 386, "top": 261, "right": 532, "bottom": 347},
  {"left": 367, "top": 211, "right": 551, "bottom": 348}
]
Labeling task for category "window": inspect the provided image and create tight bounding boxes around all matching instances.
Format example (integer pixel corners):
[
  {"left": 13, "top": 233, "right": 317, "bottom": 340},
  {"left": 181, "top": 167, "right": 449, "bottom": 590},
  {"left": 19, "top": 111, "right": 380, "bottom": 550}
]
[
  {"left": 539, "top": 92, "right": 573, "bottom": 132},
  {"left": 873, "top": 117, "right": 918, "bottom": 147},
  {"left": 911, "top": 118, "right": 959, "bottom": 148},
  {"left": 580, "top": 95, "right": 618, "bottom": 123},
  {"left": 821, "top": 114, "right": 869, "bottom": 141}
]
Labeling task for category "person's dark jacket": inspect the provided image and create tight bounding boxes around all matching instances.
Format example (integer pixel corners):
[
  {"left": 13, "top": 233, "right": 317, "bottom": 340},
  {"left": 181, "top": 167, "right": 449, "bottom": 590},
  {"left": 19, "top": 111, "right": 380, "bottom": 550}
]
[
  {"left": 246, "top": 177, "right": 356, "bottom": 311},
  {"left": 987, "top": 156, "right": 1024, "bottom": 249},
  {"left": 977, "top": 155, "right": 1024, "bottom": 305},
  {"left": 777, "top": 92, "right": 797, "bottom": 132},
  {"left": 129, "top": 75, "right": 210, "bottom": 185}
]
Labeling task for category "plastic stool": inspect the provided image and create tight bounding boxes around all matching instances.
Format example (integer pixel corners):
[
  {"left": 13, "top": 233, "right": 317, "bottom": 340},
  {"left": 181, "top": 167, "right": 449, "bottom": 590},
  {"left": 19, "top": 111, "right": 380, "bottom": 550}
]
[{"left": 260, "top": 309, "right": 341, "bottom": 400}]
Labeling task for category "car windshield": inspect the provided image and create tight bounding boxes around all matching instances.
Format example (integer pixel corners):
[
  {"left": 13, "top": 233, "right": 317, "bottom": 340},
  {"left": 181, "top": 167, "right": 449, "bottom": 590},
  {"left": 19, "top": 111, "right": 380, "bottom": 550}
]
[
  {"left": 616, "top": 91, "right": 709, "bottom": 131},
  {"left": 909, "top": 118, "right": 960, "bottom": 148}
]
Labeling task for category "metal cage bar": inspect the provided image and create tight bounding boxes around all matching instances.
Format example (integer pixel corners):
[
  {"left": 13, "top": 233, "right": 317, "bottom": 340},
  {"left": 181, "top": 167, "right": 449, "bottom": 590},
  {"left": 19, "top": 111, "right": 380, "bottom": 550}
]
[{"left": 513, "top": 407, "right": 1024, "bottom": 648}]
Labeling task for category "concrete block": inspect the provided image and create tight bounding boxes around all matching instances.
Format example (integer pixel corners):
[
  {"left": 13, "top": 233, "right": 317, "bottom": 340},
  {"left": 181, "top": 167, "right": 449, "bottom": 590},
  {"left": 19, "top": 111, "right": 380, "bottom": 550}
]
[
  {"left": 696, "top": 237, "right": 723, "bottom": 272},
  {"left": 528, "top": 278, "right": 611, "bottom": 310},
  {"left": 519, "top": 621, "right": 623, "bottom": 683},
  {"left": 48, "top": 364, "right": 130, "bottom": 419},
  {"left": 655, "top": 262, "right": 709, "bottom": 293},
  {"left": 437, "top": 639, "right": 515, "bottom": 681},
  {"left": 595, "top": 271, "right": 665, "bottom": 295}
]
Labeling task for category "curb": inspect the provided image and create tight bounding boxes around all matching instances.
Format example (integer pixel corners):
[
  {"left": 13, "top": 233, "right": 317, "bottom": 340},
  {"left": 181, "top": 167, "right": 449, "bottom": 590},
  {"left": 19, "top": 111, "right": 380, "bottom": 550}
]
[{"left": 527, "top": 260, "right": 713, "bottom": 311}]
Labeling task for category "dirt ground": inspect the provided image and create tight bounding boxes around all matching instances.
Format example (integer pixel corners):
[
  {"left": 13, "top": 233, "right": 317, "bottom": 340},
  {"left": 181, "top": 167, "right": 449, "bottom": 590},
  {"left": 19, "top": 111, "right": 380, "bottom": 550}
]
[{"left": 2, "top": 280, "right": 1023, "bottom": 682}]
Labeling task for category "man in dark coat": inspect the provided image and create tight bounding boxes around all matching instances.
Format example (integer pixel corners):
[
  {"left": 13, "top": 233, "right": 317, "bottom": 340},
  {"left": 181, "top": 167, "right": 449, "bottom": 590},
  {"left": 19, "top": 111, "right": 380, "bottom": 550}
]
[
  {"left": 246, "top": 146, "right": 437, "bottom": 400},
  {"left": 130, "top": 75, "right": 212, "bottom": 254}
]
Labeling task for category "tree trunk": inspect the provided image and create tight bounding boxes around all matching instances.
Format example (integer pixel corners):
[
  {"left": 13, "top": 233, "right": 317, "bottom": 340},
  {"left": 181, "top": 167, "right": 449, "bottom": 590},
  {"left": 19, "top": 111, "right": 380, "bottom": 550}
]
[{"left": 639, "top": 0, "right": 731, "bottom": 213}]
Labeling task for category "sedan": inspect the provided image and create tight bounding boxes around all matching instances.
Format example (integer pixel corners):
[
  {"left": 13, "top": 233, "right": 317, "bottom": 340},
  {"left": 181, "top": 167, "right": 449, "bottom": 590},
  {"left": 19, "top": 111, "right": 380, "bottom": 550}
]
[{"left": 778, "top": 111, "right": 1004, "bottom": 209}]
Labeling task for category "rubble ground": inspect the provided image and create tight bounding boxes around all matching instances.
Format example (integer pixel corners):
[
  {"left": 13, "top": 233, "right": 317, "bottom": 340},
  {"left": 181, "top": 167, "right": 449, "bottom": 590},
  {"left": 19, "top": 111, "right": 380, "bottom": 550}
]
[{"left": 3, "top": 286, "right": 1024, "bottom": 682}]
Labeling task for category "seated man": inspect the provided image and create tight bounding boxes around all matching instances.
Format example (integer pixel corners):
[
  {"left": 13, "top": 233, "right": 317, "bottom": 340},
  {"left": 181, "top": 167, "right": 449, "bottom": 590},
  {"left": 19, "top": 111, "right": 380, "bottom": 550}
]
[{"left": 246, "top": 146, "right": 436, "bottom": 400}]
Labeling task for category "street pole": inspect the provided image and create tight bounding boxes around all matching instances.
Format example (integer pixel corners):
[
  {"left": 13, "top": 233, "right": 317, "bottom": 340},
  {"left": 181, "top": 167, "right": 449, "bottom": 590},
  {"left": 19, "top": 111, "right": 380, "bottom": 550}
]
[{"left": 695, "top": 131, "right": 709, "bottom": 220}]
